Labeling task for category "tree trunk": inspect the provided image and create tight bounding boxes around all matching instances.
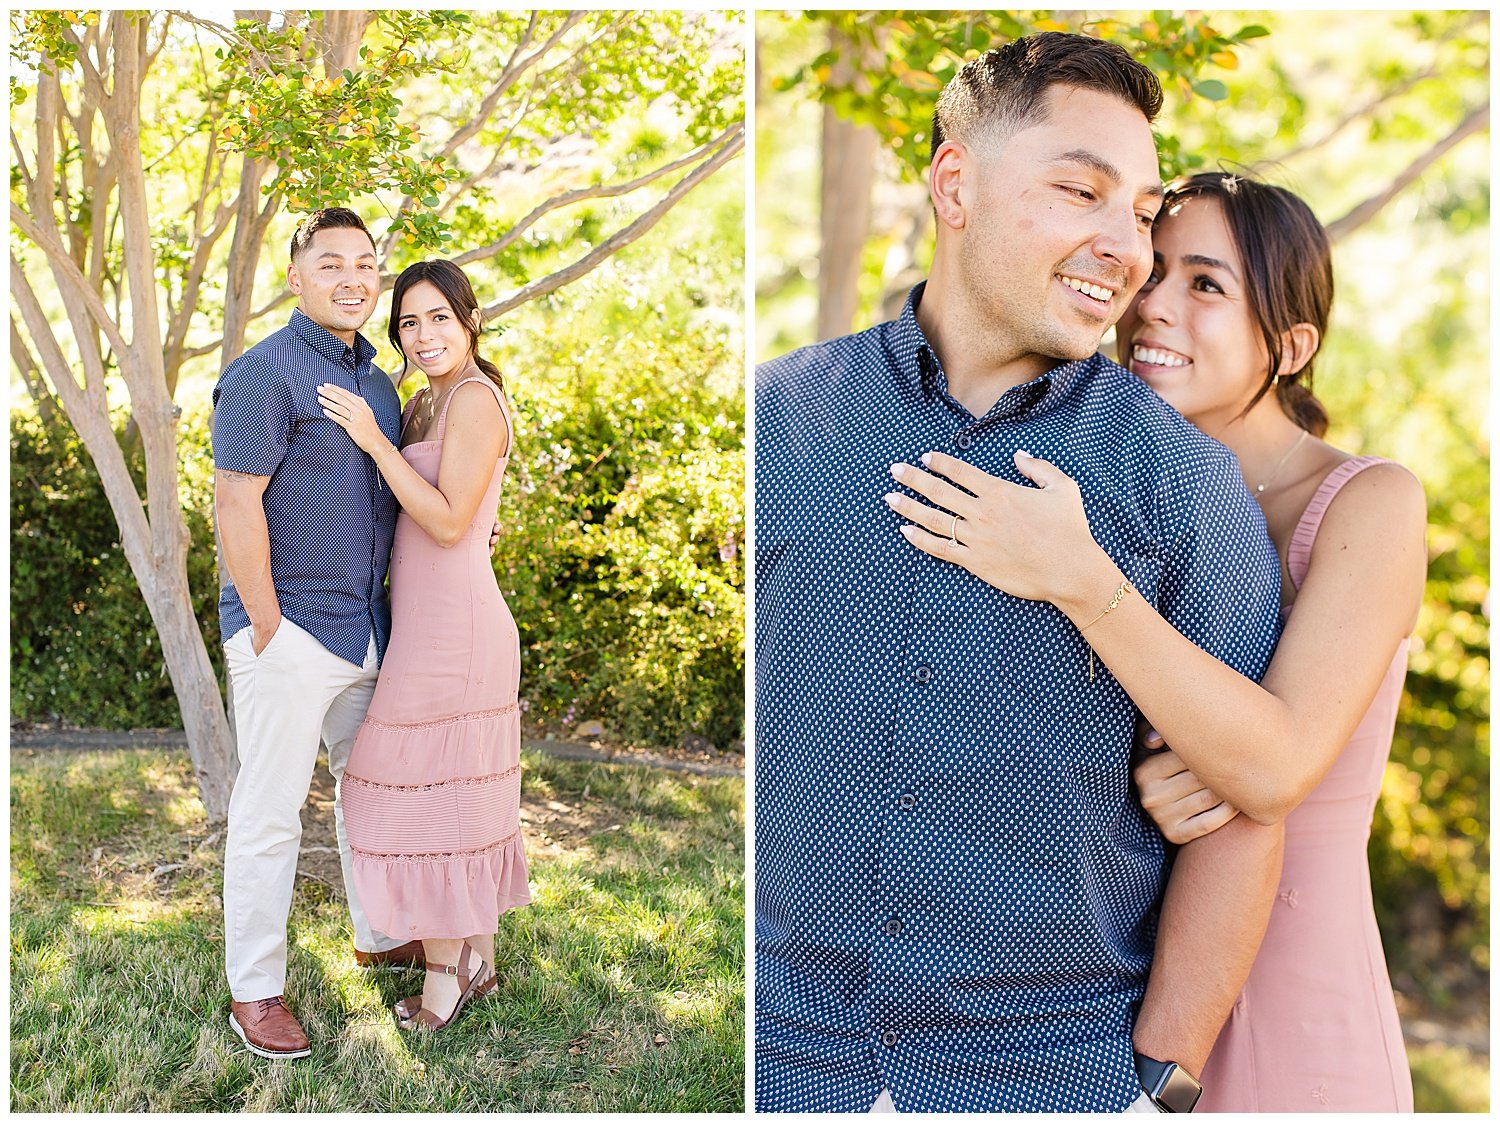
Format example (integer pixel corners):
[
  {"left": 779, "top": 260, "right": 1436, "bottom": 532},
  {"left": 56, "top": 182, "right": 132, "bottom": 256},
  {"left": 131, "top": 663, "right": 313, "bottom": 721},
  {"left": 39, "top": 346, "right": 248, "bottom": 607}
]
[
  {"left": 130, "top": 530, "right": 236, "bottom": 819},
  {"left": 816, "top": 28, "right": 878, "bottom": 341},
  {"left": 113, "top": 14, "right": 237, "bottom": 820},
  {"left": 13, "top": 12, "right": 240, "bottom": 821},
  {"left": 317, "top": 10, "right": 373, "bottom": 75}
]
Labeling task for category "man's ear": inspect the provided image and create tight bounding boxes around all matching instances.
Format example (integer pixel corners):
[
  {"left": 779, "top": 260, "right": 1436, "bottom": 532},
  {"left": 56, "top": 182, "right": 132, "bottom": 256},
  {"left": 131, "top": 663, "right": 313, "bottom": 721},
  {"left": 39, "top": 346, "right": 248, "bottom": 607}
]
[
  {"left": 1277, "top": 322, "right": 1320, "bottom": 377},
  {"left": 287, "top": 261, "right": 304, "bottom": 296},
  {"left": 929, "top": 141, "right": 969, "bottom": 232}
]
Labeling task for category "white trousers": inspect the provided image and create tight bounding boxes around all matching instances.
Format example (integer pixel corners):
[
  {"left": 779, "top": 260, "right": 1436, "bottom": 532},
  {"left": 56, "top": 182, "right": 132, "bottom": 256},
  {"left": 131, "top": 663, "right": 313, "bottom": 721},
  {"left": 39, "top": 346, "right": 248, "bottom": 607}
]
[
  {"left": 222, "top": 618, "right": 403, "bottom": 1001},
  {"left": 868, "top": 1088, "right": 1158, "bottom": 1112}
]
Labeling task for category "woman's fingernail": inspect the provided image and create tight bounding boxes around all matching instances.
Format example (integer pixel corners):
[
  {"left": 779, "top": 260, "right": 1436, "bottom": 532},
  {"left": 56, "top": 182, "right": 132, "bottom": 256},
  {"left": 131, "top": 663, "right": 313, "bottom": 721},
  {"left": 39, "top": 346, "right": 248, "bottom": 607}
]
[
  {"left": 919, "top": 452, "right": 932, "bottom": 467},
  {"left": 890, "top": 463, "right": 907, "bottom": 480},
  {"left": 898, "top": 524, "right": 914, "bottom": 538},
  {"left": 883, "top": 492, "right": 900, "bottom": 507},
  {"left": 1016, "top": 449, "right": 1033, "bottom": 459}
]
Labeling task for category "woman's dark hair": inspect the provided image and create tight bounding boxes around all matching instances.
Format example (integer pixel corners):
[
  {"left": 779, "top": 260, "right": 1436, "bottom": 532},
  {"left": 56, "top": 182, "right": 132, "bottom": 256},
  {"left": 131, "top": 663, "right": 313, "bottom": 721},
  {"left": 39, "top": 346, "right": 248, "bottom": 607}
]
[
  {"left": 387, "top": 259, "right": 505, "bottom": 396},
  {"left": 1163, "top": 172, "right": 1332, "bottom": 436}
]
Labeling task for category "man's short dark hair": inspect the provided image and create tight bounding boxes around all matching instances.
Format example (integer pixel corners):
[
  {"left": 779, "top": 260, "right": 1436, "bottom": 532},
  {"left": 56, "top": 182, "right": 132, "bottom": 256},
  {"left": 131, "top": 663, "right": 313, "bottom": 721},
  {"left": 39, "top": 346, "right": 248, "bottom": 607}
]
[
  {"left": 931, "top": 32, "right": 1163, "bottom": 157},
  {"left": 289, "top": 207, "right": 376, "bottom": 263}
]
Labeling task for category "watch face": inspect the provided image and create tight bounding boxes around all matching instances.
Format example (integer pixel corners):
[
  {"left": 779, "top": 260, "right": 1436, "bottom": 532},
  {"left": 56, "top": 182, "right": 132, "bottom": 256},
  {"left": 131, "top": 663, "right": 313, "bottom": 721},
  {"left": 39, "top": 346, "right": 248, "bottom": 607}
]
[{"left": 1157, "top": 1065, "right": 1203, "bottom": 1113}]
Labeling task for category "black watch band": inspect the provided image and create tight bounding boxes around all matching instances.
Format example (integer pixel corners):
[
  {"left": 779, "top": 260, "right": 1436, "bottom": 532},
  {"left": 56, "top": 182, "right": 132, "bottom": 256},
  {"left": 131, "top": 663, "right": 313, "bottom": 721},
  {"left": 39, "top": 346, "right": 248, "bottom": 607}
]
[{"left": 1133, "top": 1052, "right": 1203, "bottom": 1113}]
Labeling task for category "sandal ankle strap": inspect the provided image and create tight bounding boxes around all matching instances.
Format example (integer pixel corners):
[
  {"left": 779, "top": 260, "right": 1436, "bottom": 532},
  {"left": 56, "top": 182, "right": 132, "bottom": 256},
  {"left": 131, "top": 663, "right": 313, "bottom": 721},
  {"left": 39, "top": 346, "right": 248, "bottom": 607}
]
[{"left": 424, "top": 944, "right": 479, "bottom": 985}]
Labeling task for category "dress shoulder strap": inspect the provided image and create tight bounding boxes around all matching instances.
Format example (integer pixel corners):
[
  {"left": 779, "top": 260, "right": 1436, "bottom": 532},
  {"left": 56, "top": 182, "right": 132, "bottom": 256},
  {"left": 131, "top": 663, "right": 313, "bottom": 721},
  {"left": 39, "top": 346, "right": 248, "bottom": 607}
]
[
  {"left": 1287, "top": 455, "right": 1390, "bottom": 590},
  {"left": 436, "top": 374, "right": 512, "bottom": 457}
]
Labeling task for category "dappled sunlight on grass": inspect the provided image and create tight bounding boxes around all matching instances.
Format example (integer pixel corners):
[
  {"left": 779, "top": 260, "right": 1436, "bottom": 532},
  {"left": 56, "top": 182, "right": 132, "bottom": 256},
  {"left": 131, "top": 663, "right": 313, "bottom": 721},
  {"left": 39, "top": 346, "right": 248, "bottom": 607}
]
[
  {"left": 71, "top": 900, "right": 180, "bottom": 932},
  {"left": 12, "top": 746, "right": 743, "bottom": 1111},
  {"left": 17, "top": 943, "right": 72, "bottom": 979},
  {"left": 657, "top": 985, "right": 729, "bottom": 1026}
]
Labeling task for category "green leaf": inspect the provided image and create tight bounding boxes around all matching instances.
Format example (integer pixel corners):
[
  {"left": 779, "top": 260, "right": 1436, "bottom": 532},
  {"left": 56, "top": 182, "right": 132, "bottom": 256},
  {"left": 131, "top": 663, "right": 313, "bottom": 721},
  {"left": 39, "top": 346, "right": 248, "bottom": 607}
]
[
  {"left": 1192, "top": 78, "right": 1229, "bottom": 101},
  {"left": 1233, "top": 25, "right": 1271, "bottom": 40}
]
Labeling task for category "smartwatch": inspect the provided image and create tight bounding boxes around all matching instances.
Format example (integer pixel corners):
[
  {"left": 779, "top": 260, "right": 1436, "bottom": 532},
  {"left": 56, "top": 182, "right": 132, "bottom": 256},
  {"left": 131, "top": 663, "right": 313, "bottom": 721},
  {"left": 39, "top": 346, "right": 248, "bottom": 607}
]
[{"left": 1133, "top": 1052, "right": 1203, "bottom": 1113}]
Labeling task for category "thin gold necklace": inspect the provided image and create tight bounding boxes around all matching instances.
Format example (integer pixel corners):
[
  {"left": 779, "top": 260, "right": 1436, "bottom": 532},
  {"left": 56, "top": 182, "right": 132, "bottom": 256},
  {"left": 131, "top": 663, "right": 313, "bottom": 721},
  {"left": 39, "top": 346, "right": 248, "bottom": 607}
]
[{"left": 1255, "top": 429, "right": 1308, "bottom": 496}]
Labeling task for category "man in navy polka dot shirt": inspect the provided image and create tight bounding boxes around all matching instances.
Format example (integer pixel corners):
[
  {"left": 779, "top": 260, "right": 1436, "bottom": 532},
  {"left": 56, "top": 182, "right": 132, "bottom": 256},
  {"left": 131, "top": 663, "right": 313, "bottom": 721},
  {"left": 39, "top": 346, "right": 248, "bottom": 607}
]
[
  {"left": 213, "top": 208, "right": 417, "bottom": 1059},
  {"left": 756, "top": 34, "right": 1284, "bottom": 1112}
]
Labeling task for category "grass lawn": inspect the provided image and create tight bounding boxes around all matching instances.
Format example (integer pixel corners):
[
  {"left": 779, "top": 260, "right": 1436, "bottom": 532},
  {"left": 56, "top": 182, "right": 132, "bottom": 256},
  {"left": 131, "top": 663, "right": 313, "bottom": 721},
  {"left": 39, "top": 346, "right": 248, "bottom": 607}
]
[{"left": 11, "top": 746, "right": 744, "bottom": 1112}]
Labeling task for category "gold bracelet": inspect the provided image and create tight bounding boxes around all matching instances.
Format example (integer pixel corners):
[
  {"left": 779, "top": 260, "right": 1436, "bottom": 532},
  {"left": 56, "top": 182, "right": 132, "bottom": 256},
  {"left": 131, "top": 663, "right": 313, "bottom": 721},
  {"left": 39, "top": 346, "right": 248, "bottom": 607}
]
[{"left": 1080, "top": 577, "right": 1135, "bottom": 682}]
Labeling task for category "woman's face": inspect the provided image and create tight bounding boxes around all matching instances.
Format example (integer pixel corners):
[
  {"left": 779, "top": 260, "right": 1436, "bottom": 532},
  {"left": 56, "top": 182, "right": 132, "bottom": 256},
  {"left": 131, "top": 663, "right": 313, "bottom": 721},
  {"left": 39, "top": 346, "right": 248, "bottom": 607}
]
[
  {"left": 396, "top": 279, "right": 475, "bottom": 382},
  {"left": 1115, "top": 196, "right": 1270, "bottom": 435}
]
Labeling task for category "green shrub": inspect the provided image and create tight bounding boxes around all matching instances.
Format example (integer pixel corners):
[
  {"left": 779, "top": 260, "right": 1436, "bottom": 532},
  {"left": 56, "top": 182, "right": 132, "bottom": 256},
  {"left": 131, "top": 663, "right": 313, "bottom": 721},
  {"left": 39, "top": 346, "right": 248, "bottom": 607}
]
[
  {"left": 11, "top": 408, "right": 222, "bottom": 728},
  {"left": 1369, "top": 457, "right": 1489, "bottom": 994},
  {"left": 497, "top": 323, "right": 744, "bottom": 747}
]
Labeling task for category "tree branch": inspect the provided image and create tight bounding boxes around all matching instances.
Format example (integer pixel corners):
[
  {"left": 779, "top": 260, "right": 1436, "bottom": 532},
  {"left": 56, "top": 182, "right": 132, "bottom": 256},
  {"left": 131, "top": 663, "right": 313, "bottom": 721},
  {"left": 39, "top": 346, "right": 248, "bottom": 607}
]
[
  {"left": 167, "top": 11, "right": 259, "bottom": 56},
  {"left": 454, "top": 123, "right": 744, "bottom": 269},
  {"left": 377, "top": 12, "right": 592, "bottom": 259},
  {"left": 14, "top": 256, "right": 159, "bottom": 594},
  {"left": 63, "top": 22, "right": 109, "bottom": 105},
  {"left": 11, "top": 205, "right": 133, "bottom": 360},
  {"left": 1325, "top": 102, "right": 1489, "bottom": 243},
  {"left": 11, "top": 315, "right": 58, "bottom": 421},
  {"left": 182, "top": 339, "right": 225, "bottom": 361},
  {"left": 441, "top": 11, "right": 584, "bottom": 158},
  {"left": 10, "top": 129, "right": 34, "bottom": 191},
  {"left": 479, "top": 124, "right": 743, "bottom": 320},
  {"left": 11, "top": 257, "right": 108, "bottom": 421},
  {"left": 249, "top": 288, "right": 297, "bottom": 323},
  {"left": 103, "top": 12, "right": 167, "bottom": 367},
  {"left": 1255, "top": 11, "right": 1486, "bottom": 173}
]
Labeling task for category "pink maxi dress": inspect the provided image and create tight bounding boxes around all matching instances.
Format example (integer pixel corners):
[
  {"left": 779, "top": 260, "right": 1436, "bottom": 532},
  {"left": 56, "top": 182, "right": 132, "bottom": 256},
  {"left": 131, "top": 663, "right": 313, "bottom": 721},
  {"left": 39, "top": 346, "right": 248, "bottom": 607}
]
[
  {"left": 342, "top": 376, "right": 532, "bottom": 940},
  {"left": 1197, "top": 457, "right": 1413, "bottom": 1112}
]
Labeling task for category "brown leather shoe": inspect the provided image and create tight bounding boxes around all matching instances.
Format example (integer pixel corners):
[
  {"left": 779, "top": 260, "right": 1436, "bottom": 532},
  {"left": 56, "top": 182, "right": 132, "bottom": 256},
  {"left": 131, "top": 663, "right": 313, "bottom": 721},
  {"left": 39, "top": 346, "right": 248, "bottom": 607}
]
[
  {"left": 229, "top": 996, "right": 311, "bottom": 1059},
  {"left": 353, "top": 939, "right": 425, "bottom": 968}
]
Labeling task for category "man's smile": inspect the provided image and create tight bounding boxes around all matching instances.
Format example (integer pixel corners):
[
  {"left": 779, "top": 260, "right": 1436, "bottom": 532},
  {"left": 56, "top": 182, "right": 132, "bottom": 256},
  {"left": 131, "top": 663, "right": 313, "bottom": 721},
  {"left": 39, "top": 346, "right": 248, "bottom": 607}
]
[{"left": 1058, "top": 273, "right": 1117, "bottom": 305}]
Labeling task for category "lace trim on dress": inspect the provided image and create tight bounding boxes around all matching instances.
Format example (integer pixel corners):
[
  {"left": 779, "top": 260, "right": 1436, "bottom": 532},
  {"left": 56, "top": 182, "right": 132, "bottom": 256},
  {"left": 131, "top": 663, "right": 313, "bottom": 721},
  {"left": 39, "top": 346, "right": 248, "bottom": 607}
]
[
  {"left": 362, "top": 702, "right": 518, "bottom": 732},
  {"left": 351, "top": 829, "right": 523, "bottom": 864},
  {"left": 343, "top": 764, "right": 518, "bottom": 793}
]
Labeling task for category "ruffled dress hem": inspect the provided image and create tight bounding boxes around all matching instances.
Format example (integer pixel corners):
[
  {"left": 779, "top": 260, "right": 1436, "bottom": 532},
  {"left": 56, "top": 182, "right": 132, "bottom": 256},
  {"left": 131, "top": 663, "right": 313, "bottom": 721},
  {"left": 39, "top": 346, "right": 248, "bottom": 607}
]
[{"left": 352, "top": 832, "right": 532, "bottom": 941}]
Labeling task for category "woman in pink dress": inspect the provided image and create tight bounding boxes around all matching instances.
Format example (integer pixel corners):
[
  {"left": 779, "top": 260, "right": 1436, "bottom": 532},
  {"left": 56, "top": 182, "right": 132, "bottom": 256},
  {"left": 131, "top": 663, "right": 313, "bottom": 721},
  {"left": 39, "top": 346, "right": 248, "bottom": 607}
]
[
  {"left": 885, "top": 173, "right": 1424, "bottom": 1110},
  {"left": 318, "top": 259, "right": 531, "bottom": 1031}
]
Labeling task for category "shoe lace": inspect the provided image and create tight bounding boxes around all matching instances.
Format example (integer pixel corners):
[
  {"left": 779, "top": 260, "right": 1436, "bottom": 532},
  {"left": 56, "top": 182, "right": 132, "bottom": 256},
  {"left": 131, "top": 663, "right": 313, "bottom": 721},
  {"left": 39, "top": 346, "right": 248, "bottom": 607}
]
[{"left": 255, "top": 996, "right": 285, "bottom": 1016}]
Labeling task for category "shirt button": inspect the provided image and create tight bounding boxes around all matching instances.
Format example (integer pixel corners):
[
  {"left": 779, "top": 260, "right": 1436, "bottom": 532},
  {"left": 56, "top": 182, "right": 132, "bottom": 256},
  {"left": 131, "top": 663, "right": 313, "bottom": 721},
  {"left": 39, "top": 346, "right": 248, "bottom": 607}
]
[
  {"left": 899, "top": 792, "right": 917, "bottom": 810},
  {"left": 884, "top": 916, "right": 904, "bottom": 936},
  {"left": 911, "top": 665, "right": 933, "bottom": 683},
  {"left": 953, "top": 431, "right": 973, "bottom": 450},
  {"left": 881, "top": 1030, "right": 899, "bottom": 1048}
]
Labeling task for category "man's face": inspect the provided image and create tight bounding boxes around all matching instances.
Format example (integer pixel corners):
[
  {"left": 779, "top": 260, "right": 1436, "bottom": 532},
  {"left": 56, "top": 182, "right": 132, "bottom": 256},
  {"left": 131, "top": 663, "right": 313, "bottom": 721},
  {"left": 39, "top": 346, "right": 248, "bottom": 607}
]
[
  {"left": 287, "top": 226, "right": 378, "bottom": 344},
  {"left": 956, "top": 85, "right": 1162, "bottom": 366}
]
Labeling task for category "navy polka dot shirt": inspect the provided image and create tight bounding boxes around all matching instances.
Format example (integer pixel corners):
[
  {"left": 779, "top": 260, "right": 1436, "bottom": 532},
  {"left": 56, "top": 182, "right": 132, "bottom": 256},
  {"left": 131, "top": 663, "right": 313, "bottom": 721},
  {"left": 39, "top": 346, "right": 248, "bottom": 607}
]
[
  {"left": 212, "top": 309, "right": 401, "bottom": 665},
  {"left": 754, "top": 283, "right": 1282, "bottom": 1112}
]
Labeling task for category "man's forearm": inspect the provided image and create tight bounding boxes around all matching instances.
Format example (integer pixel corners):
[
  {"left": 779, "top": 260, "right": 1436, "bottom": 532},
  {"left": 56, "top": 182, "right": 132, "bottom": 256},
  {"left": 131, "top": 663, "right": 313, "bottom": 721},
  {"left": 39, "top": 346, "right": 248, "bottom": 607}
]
[
  {"left": 216, "top": 479, "right": 280, "bottom": 631},
  {"left": 1133, "top": 816, "right": 1284, "bottom": 1076}
]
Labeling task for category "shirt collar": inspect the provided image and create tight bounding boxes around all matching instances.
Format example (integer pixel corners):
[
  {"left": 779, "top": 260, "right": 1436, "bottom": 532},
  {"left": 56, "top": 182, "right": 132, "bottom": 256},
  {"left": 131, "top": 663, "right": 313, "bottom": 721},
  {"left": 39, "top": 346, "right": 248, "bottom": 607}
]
[
  {"left": 289, "top": 308, "right": 376, "bottom": 372},
  {"left": 890, "top": 280, "right": 1097, "bottom": 422}
]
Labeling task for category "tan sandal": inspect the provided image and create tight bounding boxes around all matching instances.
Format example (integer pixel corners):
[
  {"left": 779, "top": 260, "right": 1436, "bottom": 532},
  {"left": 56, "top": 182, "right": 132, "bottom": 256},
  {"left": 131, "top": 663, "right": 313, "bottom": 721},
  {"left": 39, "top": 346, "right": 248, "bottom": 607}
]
[
  {"left": 394, "top": 967, "right": 497, "bottom": 1021},
  {"left": 395, "top": 943, "right": 491, "bottom": 1032}
]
